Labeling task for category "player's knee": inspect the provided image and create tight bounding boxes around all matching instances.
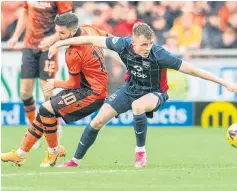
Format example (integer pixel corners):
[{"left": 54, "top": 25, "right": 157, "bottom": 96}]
[
  {"left": 44, "top": 94, "right": 51, "bottom": 101},
  {"left": 91, "top": 116, "right": 106, "bottom": 129},
  {"left": 132, "top": 101, "right": 145, "bottom": 115},
  {"left": 20, "top": 90, "right": 33, "bottom": 100},
  {"left": 39, "top": 105, "right": 55, "bottom": 118}
]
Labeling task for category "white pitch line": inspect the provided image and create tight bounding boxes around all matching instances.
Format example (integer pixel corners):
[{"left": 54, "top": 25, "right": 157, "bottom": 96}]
[
  {"left": 2, "top": 184, "right": 237, "bottom": 191},
  {"left": 1, "top": 186, "right": 82, "bottom": 191},
  {"left": 1, "top": 169, "right": 144, "bottom": 177},
  {"left": 2, "top": 166, "right": 237, "bottom": 177}
]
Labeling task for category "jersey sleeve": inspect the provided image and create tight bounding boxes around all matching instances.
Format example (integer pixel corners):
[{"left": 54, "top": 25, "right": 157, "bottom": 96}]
[
  {"left": 56, "top": 1, "right": 73, "bottom": 15},
  {"left": 105, "top": 37, "right": 126, "bottom": 53},
  {"left": 156, "top": 48, "right": 182, "bottom": 70}
]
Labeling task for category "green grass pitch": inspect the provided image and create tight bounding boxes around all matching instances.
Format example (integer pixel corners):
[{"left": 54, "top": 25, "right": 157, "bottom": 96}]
[{"left": 1, "top": 126, "right": 237, "bottom": 191}]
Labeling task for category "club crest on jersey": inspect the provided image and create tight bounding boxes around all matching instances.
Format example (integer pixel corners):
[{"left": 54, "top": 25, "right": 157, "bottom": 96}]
[
  {"left": 142, "top": 61, "right": 150, "bottom": 69},
  {"left": 112, "top": 37, "right": 120, "bottom": 44}
]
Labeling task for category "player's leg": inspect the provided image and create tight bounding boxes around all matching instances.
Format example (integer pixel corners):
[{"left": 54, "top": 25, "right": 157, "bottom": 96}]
[
  {"left": 59, "top": 86, "right": 132, "bottom": 168},
  {"left": 42, "top": 89, "right": 105, "bottom": 167},
  {"left": 1, "top": 92, "right": 65, "bottom": 167},
  {"left": 20, "top": 49, "right": 42, "bottom": 149},
  {"left": 59, "top": 103, "right": 118, "bottom": 168},
  {"left": 1, "top": 103, "right": 47, "bottom": 166},
  {"left": 20, "top": 49, "right": 39, "bottom": 126},
  {"left": 39, "top": 100, "right": 66, "bottom": 167},
  {"left": 39, "top": 51, "right": 63, "bottom": 146},
  {"left": 132, "top": 92, "right": 168, "bottom": 168}
]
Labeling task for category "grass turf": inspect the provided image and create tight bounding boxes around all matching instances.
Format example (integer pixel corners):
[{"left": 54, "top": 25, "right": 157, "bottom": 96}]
[{"left": 1, "top": 126, "right": 237, "bottom": 191}]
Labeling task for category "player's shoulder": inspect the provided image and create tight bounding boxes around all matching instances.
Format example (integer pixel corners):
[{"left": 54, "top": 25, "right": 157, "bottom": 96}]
[
  {"left": 150, "top": 44, "right": 172, "bottom": 60},
  {"left": 114, "top": 36, "right": 132, "bottom": 48},
  {"left": 80, "top": 25, "right": 94, "bottom": 30},
  {"left": 80, "top": 25, "right": 100, "bottom": 34},
  {"left": 152, "top": 44, "right": 165, "bottom": 53}
]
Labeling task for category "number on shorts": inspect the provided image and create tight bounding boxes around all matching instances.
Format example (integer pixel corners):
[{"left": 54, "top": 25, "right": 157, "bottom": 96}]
[
  {"left": 92, "top": 48, "right": 105, "bottom": 72},
  {"left": 44, "top": 60, "right": 55, "bottom": 77},
  {"left": 62, "top": 92, "right": 77, "bottom": 105}
]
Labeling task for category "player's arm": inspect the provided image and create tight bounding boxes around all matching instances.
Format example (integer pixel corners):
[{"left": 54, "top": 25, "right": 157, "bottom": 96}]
[
  {"left": 7, "top": 6, "right": 28, "bottom": 49},
  {"left": 157, "top": 47, "right": 237, "bottom": 92},
  {"left": 61, "top": 36, "right": 107, "bottom": 48},
  {"left": 48, "top": 36, "right": 107, "bottom": 59},
  {"left": 179, "top": 61, "right": 237, "bottom": 92},
  {"left": 38, "top": 33, "right": 61, "bottom": 51},
  {"left": 43, "top": 74, "right": 80, "bottom": 93},
  {"left": 48, "top": 36, "right": 124, "bottom": 59},
  {"left": 39, "top": 2, "right": 73, "bottom": 50}
]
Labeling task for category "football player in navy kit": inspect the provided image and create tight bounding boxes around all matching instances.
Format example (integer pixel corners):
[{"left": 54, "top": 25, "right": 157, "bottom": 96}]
[{"left": 48, "top": 23, "right": 237, "bottom": 168}]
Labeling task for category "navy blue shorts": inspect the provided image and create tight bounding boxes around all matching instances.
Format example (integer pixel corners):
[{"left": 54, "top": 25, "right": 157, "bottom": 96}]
[{"left": 105, "top": 84, "right": 169, "bottom": 118}]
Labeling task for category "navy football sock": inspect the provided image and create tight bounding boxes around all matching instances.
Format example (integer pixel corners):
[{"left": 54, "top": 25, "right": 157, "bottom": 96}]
[
  {"left": 133, "top": 113, "right": 147, "bottom": 147},
  {"left": 74, "top": 124, "right": 99, "bottom": 160}
]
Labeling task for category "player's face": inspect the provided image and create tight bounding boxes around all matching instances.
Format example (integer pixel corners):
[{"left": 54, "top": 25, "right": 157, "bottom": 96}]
[
  {"left": 132, "top": 35, "right": 154, "bottom": 58},
  {"left": 55, "top": 25, "right": 76, "bottom": 40}
]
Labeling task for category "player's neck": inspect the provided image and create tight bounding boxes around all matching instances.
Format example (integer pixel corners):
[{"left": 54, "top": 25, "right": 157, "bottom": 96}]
[{"left": 73, "top": 28, "right": 81, "bottom": 37}]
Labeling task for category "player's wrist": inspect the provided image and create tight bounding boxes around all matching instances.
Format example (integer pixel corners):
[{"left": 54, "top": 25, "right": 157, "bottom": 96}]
[
  {"left": 55, "top": 41, "right": 63, "bottom": 48},
  {"left": 54, "top": 80, "right": 61, "bottom": 88}
]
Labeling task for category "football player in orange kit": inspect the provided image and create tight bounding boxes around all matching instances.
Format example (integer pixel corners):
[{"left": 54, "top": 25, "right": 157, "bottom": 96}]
[
  {"left": 7, "top": 1, "right": 73, "bottom": 148},
  {"left": 2, "top": 13, "right": 111, "bottom": 167}
]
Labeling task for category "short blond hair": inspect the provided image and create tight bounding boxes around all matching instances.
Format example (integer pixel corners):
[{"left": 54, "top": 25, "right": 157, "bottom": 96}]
[{"left": 132, "top": 23, "right": 154, "bottom": 39}]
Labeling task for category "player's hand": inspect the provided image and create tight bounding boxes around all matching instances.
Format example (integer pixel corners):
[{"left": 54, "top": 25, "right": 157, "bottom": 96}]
[
  {"left": 43, "top": 79, "right": 55, "bottom": 93},
  {"left": 7, "top": 36, "right": 18, "bottom": 49},
  {"left": 48, "top": 42, "right": 59, "bottom": 59},
  {"left": 225, "top": 82, "right": 237, "bottom": 92}
]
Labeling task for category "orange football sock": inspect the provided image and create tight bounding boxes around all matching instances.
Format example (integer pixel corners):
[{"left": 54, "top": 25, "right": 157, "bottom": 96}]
[
  {"left": 23, "top": 97, "right": 36, "bottom": 124},
  {"left": 20, "top": 119, "right": 44, "bottom": 152},
  {"left": 41, "top": 115, "right": 58, "bottom": 148}
]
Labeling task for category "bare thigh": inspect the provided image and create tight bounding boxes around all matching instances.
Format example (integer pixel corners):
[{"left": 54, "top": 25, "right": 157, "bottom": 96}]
[
  {"left": 90, "top": 103, "right": 118, "bottom": 129},
  {"left": 20, "top": 79, "right": 35, "bottom": 100}
]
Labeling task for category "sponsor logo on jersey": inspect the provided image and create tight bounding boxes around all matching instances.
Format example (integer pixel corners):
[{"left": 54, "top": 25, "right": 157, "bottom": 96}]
[
  {"left": 133, "top": 65, "right": 143, "bottom": 72},
  {"left": 131, "top": 65, "right": 147, "bottom": 78},
  {"left": 142, "top": 61, "right": 150, "bottom": 69},
  {"left": 28, "top": 1, "right": 52, "bottom": 9}
]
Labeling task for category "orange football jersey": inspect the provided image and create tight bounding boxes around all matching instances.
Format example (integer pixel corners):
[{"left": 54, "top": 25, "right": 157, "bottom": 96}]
[
  {"left": 65, "top": 25, "right": 109, "bottom": 98},
  {"left": 23, "top": 1, "right": 72, "bottom": 49}
]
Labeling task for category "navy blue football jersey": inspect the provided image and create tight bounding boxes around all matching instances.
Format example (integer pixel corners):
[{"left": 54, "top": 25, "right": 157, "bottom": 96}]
[{"left": 106, "top": 36, "right": 182, "bottom": 94}]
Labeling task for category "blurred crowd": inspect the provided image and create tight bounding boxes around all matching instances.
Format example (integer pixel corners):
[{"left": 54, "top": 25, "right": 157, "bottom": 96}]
[{"left": 2, "top": 1, "right": 237, "bottom": 51}]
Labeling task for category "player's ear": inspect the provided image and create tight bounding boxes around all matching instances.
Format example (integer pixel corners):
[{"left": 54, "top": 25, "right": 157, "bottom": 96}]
[
  {"left": 71, "top": 28, "right": 77, "bottom": 36},
  {"left": 131, "top": 39, "right": 135, "bottom": 46}
]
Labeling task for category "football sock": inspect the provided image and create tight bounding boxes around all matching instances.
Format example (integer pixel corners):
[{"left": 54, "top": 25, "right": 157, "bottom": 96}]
[
  {"left": 16, "top": 148, "right": 28, "bottom": 158},
  {"left": 72, "top": 157, "right": 80, "bottom": 164},
  {"left": 136, "top": 145, "right": 146, "bottom": 152},
  {"left": 23, "top": 97, "right": 36, "bottom": 124},
  {"left": 20, "top": 115, "right": 44, "bottom": 152},
  {"left": 74, "top": 124, "right": 99, "bottom": 160},
  {"left": 48, "top": 146, "right": 59, "bottom": 153},
  {"left": 133, "top": 113, "right": 147, "bottom": 147},
  {"left": 38, "top": 106, "right": 58, "bottom": 149}
]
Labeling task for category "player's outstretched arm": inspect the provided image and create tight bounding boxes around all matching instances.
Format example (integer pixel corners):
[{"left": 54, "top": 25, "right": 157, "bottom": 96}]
[
  {"left": 179, "top": 61, "right": 237, "bottom": 92},
  {"left": 48, "top": 36, "right": 108, "bottom": 59}
]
